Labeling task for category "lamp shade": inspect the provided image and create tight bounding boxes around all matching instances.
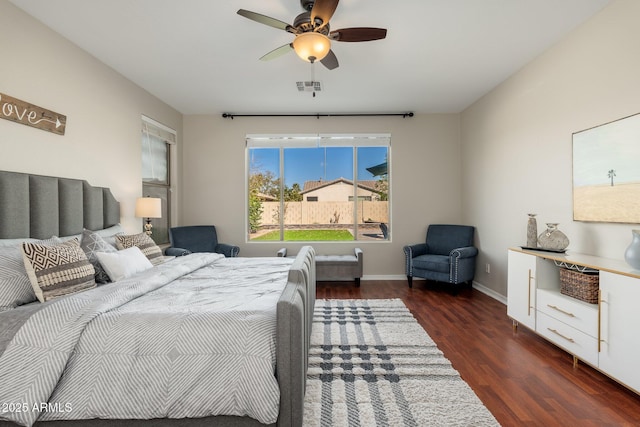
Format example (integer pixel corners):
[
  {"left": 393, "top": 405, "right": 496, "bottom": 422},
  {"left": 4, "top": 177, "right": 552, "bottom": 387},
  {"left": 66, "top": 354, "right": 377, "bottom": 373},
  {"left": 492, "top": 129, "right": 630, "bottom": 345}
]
[
  {"left": 293, "top": 32, "right": 331, "bottom": 63},
  {"left": 135, "top": 197, "right": 162, "bottom": 218}
]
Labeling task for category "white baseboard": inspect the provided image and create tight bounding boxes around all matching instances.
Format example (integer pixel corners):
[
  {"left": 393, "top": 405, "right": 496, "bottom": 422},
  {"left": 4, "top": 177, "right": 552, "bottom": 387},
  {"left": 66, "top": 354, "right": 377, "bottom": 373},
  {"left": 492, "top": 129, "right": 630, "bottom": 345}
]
[{"left": 472, "top": 281, "right": 507, "bottom": 305}]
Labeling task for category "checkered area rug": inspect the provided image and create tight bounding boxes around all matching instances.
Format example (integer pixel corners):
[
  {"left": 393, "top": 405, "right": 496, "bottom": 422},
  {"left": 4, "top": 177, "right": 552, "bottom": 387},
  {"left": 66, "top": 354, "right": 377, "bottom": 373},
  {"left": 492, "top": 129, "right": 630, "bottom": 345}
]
[{"left": 302, "top": 299, "right": 500, "bottom": 427}]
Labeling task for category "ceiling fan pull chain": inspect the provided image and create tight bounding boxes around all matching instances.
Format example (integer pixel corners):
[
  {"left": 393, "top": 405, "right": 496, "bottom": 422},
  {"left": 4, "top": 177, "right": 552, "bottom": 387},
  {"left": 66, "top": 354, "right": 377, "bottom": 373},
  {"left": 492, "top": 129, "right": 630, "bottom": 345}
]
[{"left": 311, "top": 62, "right": 316, "bottom": 98}]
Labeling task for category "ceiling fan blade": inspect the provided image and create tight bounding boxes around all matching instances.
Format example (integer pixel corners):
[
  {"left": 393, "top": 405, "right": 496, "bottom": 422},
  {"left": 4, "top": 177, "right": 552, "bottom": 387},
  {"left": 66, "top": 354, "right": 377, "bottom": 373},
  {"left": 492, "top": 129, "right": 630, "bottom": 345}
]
[
  {"left": 310, "top": 0, "right": 339, "bottom": 29},
  {"left": 330, "top": 27, "right": 387, "bottom": 42},
  {"left": 259, "top": 43, "right": 294, "bottom": 61},
  {"left": 320, "top": 49, "right": 339, "bottom": 70},
  {"left": 237, "top": 9, "right": 296, "bottom": 33}
]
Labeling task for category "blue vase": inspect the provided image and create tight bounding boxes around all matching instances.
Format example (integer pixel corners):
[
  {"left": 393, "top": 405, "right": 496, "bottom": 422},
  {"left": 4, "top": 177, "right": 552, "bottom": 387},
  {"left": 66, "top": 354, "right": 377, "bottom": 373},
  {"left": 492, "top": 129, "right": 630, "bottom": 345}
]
[{"left": 624, "top": 230, "right": 640, "bottom": 270}]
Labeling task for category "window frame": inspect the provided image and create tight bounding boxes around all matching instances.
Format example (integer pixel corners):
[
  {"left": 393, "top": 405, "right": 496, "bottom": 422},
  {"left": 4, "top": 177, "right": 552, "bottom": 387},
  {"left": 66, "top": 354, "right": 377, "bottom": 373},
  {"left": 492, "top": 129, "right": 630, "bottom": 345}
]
[
  {"left": 245, "top": 133, "right": 390, "bottom": 243},
  {"left": 142, "top": 115, "right": 176, "bottom": 245}
]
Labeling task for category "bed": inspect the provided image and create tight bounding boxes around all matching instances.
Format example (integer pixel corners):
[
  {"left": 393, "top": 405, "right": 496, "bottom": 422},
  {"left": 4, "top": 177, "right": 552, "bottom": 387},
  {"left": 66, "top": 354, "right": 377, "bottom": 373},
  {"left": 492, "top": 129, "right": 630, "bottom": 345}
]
[{"left": 0, "top": 171, "right": 315, "bottom": 427}]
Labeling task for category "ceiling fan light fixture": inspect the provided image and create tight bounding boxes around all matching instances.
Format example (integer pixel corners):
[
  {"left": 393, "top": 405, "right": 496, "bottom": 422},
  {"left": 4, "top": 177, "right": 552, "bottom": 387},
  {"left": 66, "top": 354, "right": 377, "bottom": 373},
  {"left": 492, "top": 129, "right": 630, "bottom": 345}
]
[{"left": 293, "top": 32, "right": 331, "bottom": 63}]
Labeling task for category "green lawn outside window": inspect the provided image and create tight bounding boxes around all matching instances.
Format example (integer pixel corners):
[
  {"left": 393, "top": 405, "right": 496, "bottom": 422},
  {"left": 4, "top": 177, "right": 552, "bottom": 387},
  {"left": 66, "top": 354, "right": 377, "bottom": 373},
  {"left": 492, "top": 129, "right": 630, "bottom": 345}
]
[{"left": 252, "top": 229, "right": 354, "bottom": 241}]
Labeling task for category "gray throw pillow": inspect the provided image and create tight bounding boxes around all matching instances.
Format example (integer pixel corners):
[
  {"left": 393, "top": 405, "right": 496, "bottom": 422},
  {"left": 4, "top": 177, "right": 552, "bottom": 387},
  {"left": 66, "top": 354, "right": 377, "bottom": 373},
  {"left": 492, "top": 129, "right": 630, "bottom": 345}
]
[{"left": 80, "top": 229, "right": 117, "bottom": 284}]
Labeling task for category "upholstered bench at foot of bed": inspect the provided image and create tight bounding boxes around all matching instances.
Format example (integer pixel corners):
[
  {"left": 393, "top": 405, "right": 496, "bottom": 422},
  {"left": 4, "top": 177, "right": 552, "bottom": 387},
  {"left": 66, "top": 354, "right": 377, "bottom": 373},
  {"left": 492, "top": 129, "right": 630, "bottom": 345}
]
[{"left": 278, "top": 247, "right": 363, "bottom": 287}]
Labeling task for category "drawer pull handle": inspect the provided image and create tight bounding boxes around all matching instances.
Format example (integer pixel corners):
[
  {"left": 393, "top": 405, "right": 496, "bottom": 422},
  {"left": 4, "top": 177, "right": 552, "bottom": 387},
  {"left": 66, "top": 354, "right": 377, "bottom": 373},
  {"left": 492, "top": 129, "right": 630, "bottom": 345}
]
[
  {"left": 547, "top": 304, "right": 575, "bottom": 317},
  {"left": 527, "top": 269, "right": 533, "bottom": 316},
  {"left": 547, "top": 328, "right": 575, "bottom": 343}
]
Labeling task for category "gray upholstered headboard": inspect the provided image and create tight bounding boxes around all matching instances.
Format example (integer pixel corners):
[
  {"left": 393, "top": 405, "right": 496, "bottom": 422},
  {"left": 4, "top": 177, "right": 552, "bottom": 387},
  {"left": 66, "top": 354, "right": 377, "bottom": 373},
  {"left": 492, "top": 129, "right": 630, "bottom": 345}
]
[{"left": 0, "top": 170, "right": 120, "bottom": 239}]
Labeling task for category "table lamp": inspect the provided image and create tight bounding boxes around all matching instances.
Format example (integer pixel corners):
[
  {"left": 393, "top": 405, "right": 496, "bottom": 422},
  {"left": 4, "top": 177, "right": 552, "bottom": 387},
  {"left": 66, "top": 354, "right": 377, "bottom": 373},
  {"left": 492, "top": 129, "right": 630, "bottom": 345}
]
[{"left": 135, "top": 197, "right": 162, "bottom": 235}]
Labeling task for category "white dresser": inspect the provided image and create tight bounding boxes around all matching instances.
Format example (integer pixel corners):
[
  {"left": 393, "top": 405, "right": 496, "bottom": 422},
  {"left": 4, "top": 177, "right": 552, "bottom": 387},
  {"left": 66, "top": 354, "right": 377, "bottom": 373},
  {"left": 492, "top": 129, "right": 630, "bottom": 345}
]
[{"left": 507, "top": 247, "right": 640, "bottom": 394}]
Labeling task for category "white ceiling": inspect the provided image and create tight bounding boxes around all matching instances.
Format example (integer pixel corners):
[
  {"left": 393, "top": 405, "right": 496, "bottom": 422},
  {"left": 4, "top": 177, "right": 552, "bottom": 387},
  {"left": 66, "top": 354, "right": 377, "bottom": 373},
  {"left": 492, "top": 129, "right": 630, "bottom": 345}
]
[{"left": 10, "top": 0, "right": 611, "bottom": 115}]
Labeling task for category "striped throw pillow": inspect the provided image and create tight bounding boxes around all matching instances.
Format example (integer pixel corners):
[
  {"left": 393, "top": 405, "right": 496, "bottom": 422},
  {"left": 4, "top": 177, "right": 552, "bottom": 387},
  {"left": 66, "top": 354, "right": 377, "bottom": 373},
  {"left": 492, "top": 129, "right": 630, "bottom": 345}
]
[
  {"left": 21, "top": 238, "right": 96, "bottom": 302},
  {"left": 115, "top": 232, "right": 163, "bottom": 265}
]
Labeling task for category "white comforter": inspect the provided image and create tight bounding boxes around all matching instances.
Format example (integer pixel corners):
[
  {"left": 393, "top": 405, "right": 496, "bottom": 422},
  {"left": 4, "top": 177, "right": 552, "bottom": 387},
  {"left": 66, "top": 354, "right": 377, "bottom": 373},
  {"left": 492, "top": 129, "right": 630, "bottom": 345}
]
[{"left": 0, "top": 253, "right": 294, "bottom": 426}]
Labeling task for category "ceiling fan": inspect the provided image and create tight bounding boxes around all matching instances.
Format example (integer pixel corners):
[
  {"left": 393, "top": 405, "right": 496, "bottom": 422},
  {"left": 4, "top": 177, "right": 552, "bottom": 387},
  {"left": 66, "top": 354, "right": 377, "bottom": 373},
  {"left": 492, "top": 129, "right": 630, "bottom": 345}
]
[{"left": 237, "top": 0, "right": 387, "bottom": 70}]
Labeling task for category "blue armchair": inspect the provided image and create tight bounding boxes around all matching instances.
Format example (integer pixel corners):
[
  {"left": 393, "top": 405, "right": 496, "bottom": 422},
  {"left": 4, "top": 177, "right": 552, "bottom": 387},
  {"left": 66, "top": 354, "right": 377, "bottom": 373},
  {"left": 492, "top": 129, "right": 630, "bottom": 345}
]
[
  {"left": 165, "top": 225, "right": 240, "bottom": 257},
  {"left": 403, "top": 224, "right": 477, "bottom": 289}
]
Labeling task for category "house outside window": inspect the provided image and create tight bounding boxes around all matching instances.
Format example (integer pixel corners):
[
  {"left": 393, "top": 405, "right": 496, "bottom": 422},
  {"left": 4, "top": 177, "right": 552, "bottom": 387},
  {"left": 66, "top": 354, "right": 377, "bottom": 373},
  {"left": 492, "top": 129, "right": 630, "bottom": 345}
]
[
  {"left": 247, "top": 134, "right": 390, "bottom": 242},
  {"left": 142, "top": 116, "right": 175, "bottom": 244}
]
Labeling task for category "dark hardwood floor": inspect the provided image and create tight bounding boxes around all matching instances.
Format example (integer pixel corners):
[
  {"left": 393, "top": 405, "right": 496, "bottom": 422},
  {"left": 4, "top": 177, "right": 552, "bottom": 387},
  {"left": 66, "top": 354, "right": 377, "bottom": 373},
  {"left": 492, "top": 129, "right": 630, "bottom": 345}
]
[{"left": 316, "top": 280, "right": 640, "bottom": 427}]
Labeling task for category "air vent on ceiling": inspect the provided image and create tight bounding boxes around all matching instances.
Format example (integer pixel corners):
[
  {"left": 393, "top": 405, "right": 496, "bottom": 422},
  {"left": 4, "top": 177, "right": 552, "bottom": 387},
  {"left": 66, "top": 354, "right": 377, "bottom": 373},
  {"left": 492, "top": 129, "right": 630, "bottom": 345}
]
[{"left": 296, "top": 81, "right": 322, "bottom": 92}]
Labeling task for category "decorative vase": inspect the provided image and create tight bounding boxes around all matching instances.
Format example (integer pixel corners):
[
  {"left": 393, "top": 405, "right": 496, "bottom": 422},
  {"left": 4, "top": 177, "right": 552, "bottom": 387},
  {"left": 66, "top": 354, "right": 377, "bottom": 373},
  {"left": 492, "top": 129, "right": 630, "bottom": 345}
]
[
  {"left": 526, "top": 214, "right": 538, "bottom": 247},
  {"left": 537, "top": 223, "right": 569, "bottom": 251},
  {"left": 624, "top": 230, "right": 640, "bottom": 269}
]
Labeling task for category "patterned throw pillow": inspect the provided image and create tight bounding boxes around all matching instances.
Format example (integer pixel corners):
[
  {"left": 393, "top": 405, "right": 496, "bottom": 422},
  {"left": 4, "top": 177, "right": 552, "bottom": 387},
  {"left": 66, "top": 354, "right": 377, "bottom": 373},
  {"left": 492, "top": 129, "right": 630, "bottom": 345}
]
[
  {"left": 115, "top": 232, "right": 164, "bottom": 265},
  {"left": 80, "top": 229, "right": 117, "bottom": 284},
  {"left": 21, "top": 238, "right": 96, "bottom": 303},
  {"left": 0, "top": 236, "right": 62, "bottom": 311}
]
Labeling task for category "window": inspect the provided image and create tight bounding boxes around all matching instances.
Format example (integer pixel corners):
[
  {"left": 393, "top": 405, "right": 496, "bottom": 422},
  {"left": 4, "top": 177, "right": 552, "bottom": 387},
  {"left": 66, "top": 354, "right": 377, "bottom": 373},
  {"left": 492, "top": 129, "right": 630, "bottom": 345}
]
[
  {"left": 247, "top": 134, "right": 390, "bottom": 242},
  {"left": 142, "top": 116, "right": 175, "bottom": 244}
]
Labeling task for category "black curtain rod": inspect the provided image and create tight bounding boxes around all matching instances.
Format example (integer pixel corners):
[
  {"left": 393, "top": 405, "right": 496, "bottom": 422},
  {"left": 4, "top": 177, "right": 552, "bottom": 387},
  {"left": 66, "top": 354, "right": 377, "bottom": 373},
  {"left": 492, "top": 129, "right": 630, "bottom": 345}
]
[{"left": 222, "top": 112, "right": 414, "bottom": 119}]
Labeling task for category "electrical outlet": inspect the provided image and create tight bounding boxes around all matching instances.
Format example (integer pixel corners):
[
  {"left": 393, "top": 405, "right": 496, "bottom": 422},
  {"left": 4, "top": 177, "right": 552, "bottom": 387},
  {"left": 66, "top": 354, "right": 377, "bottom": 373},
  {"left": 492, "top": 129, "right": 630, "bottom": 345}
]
[{"left": 485, "top": 263, "right": 491, "bottom": 274}]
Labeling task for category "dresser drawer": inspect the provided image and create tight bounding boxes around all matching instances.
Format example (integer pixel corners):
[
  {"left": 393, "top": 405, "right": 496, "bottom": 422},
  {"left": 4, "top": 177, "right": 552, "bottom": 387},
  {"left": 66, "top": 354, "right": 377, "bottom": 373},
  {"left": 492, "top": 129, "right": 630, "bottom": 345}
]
[
  {"left": 536, "top": 311, "right": 598, "bottom": 366},
  {"left": 537, "top": 289, "right": 598, "bottom": 337}
]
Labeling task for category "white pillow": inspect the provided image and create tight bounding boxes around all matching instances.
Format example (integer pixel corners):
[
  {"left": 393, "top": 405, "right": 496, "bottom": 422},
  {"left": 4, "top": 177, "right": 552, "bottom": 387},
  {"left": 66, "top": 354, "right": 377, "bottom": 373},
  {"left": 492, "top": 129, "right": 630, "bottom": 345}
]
[
  {"left": 94, "top": 224, "right": 124, "bottom": 238},
  {"left": 0, "top": 239, "right": 32, "bottom": 248},
  {"left": 95, "top": 246, "right": 153, "bottom": 282}
]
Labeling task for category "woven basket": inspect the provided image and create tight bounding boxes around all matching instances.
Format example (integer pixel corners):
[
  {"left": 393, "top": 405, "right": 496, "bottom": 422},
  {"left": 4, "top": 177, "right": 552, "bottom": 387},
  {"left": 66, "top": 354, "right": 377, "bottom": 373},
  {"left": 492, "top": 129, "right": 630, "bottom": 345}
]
[{"left": 559, "top": 268, "right": 599, "bottom": 304}]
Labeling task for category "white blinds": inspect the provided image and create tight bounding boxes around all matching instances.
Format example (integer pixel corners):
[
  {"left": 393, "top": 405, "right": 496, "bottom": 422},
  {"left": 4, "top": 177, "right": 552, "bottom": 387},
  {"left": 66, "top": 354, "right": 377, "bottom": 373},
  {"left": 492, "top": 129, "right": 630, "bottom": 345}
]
[
  {"left": 142, "top": 116, "right": 176, "bottom": 184},
  {"left": 142, "top": 116, "right": 177, "bottom": 145}
]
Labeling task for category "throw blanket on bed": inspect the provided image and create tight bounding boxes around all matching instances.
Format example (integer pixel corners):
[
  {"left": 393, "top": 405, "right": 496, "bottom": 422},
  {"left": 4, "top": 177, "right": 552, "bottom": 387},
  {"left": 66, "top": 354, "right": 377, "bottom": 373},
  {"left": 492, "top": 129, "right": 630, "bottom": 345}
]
[{"left": 0, "top": 254, "right": 294, "bottom": 427}]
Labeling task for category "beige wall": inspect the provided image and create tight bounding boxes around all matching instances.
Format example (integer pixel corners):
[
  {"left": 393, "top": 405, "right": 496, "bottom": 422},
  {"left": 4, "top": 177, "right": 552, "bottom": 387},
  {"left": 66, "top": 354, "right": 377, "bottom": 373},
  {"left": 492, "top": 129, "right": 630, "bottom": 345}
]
[
  {"left": 0, "top": 0, "right": 183, "bottom": 234},
  {"left": 182, "top": 114, "right": 462, "bottom": 277},
  {"left": 461, "top": 0, "right": 640, "bottom": 298}
]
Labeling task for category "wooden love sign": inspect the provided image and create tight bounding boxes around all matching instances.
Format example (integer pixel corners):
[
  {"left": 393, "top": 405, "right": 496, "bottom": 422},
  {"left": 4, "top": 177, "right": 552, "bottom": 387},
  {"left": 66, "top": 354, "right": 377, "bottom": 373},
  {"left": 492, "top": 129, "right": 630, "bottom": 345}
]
[{"left": 0, "top": 92, "right": 66, "bottom": 135}]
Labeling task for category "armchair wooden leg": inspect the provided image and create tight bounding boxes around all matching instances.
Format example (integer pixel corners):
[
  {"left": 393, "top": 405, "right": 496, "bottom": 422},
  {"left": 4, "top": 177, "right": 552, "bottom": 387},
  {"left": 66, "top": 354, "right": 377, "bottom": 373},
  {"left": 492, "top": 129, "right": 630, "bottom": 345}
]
[
  {"left": 407, "top": 276, "right": 413, "bottom": 288},
  {"left": 355, "top": 278, "right": 360, "bottom": 288}
]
